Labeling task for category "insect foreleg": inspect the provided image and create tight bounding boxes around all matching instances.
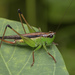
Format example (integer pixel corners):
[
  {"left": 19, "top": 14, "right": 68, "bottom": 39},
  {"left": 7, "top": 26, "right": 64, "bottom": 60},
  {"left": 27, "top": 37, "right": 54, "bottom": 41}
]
[
  {"left": 31, "top": 44, "right": 42, "bottom": 67},
  {"left": 53, "top": 42, "right": 58, "bottom": 45},
  {"left": 43, "top": 43, "right": 56, "bottom": 63}
]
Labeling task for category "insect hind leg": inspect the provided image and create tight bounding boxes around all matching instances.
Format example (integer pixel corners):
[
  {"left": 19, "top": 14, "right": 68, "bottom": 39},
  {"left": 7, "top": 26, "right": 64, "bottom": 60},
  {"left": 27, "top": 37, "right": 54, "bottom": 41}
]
[
  {"left": 18, "top": 9, "right": 26, "bottom": 33},
  {"left": 0, "top": 25, "right": 23, "bottom": 47},
  {"left": 18, "top": 9, "right": 36, "bottom": 33},
  {"left": 0, "top": 39, "right": 15, "bottom": 44}
]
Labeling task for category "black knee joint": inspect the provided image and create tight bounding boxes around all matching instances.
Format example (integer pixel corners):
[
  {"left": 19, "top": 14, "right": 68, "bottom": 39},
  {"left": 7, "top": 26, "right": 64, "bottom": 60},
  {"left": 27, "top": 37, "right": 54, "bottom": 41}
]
[
  {"left": 18, "top": 9, "right": 22, "bottom": 14},
  {"left": 6, "top": 25, "right": 12, "bottom": 29}
]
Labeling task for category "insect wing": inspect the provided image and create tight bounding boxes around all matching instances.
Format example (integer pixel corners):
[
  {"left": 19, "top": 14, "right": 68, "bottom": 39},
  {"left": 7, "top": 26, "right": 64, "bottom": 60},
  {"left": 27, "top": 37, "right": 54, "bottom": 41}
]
[{"left": 21, "top": 35, "right": 37, "bottom": 47}]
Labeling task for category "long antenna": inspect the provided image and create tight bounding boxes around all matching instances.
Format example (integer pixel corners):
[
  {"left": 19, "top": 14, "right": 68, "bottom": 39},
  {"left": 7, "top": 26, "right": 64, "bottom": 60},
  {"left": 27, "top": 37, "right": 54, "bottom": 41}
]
[{"left": 56, "top": 0, "right": 73, "bottom": 32}]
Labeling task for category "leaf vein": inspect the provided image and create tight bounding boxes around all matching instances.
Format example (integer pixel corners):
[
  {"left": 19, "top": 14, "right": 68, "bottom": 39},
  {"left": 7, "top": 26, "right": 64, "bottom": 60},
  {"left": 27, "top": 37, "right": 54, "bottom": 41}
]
[
  {"left": 0, "top": 50, "right": 12, "bottom": 75},
  {"left": 7, "top": 47, "right": 16, "bottom": 63},
  {"left": 17, "top": 52, "right": 32, "bottom": 75}
]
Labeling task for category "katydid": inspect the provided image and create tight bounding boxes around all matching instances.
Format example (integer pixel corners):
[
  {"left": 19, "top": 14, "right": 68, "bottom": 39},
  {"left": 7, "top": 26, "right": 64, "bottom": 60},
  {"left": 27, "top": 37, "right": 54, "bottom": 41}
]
[
  {"left": 0, "top": 0, "right": 73, "bottom": 66},
  {"left": 0, "top": 9, "right": 56, "bottom": 66}
]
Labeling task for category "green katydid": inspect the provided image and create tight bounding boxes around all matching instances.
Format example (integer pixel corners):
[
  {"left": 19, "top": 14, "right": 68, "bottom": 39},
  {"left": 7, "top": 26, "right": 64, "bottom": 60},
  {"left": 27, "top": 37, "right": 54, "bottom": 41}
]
[
  {"left": 0, "top": 0, "right": 73, "bottom": 66},
  {"left": 0, "top": 9, "right": 56, "bottom": 66}
]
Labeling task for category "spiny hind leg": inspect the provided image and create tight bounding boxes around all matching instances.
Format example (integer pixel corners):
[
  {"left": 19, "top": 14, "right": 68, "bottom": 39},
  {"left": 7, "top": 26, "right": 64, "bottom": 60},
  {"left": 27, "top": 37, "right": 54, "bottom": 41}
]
[
  {"left": 43, "top": 43, "right": 56, "bottom": 63},
  {"left": 18, "top": 9, "right": 26, "bottom": 33},
  {"left": 31, "top": 45, "right": 42, "bottom": 67},
  {"left": 0, "top": 25, "right": 24, "bottom": 47},
  {"left": 0, "top": 39, "right": 15, "bottom": 44},
  {"left": 18, "top": 9, "right": 36, "bottom": 33}
]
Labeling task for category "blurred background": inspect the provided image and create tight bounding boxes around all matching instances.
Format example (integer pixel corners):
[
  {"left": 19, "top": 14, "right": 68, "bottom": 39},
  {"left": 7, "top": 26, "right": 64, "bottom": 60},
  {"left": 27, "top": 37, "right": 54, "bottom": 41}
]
[{"left": 0, "top": 0, "right": 75, "bottom": 74}]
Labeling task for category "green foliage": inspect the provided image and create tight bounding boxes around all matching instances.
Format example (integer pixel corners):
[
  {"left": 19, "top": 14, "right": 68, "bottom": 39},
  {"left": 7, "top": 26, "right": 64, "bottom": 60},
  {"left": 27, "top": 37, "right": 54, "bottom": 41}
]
[{"left": 0, "top": 18, "right": 69, "bottom": 75}]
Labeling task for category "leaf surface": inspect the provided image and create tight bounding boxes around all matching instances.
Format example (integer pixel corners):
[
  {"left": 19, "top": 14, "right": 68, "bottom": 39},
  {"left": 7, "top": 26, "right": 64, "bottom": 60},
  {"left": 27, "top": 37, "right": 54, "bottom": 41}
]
[{"left": 0, "top": 18, "right": 69, "bottom": 75}]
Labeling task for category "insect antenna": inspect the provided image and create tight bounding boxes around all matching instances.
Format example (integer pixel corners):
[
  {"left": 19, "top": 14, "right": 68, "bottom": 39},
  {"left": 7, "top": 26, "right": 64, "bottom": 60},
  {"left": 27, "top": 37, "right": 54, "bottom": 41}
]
[{"left": 56, "top": 0, "right": 73, "bottom": 32}]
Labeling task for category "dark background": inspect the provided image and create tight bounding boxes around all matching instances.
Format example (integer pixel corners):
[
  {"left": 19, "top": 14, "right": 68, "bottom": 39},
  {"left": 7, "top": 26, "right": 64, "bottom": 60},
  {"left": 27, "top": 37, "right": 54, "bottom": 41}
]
[{"left": 0, "top": 0, "right": 75, "bottom": 75}]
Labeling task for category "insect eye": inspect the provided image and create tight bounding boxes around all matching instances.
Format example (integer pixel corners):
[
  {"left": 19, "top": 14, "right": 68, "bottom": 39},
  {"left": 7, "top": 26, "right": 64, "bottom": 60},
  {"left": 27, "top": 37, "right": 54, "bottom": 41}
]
[{"left": 48, "top": 34, "right": 53, "bottom": 38}]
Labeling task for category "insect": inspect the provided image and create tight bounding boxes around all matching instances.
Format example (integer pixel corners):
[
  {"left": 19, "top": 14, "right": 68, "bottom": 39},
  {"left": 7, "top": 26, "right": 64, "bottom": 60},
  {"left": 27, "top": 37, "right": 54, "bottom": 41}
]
[
  {"left": 0, "top": 0, "right": 73, "bottom": 66},
  {"left": 0, "top": 9, "right": 56, "bottom": 66}
]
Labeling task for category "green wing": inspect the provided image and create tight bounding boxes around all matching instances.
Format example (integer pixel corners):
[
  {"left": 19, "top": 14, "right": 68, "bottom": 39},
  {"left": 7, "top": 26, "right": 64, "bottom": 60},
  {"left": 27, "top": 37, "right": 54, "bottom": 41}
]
[{"left": 21, "top": 35, "right": 37, "bottom": 47}]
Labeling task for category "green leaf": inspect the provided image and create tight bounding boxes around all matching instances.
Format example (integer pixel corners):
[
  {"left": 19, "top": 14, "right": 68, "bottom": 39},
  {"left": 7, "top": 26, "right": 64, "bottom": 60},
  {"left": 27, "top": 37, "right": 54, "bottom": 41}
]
[{"left": 0, "top": 18, "right": 69, "bottom": 75}]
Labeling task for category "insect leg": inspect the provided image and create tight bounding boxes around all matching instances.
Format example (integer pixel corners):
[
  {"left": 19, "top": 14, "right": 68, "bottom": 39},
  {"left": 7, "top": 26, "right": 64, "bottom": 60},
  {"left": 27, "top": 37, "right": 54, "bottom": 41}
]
[
  {"left": 53, "top": 42, "right": 58, "bottom": 45},
  {"left": 18, "top": 9, "right": 36, "bottom": 33},
  {"left": 43, "top": 43, "right": 56, "bottom": 63},
  {"left": 18, "top": 9, "right": 26, "bottom": 33},
  {"left": 0, "top": 25, "right": 20, "bottom": 47},
  {"left": 38, "top": 27, "right": 42, "bottom": 32},
  {"left": 0, "top": 25, "right": 36, "bottom": 47},
  {"left": 0, "top": 39, "right": 15, "bottom": 44},
  {"left": 31, "top": 44, "right": 42, "bottom": 67}
]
